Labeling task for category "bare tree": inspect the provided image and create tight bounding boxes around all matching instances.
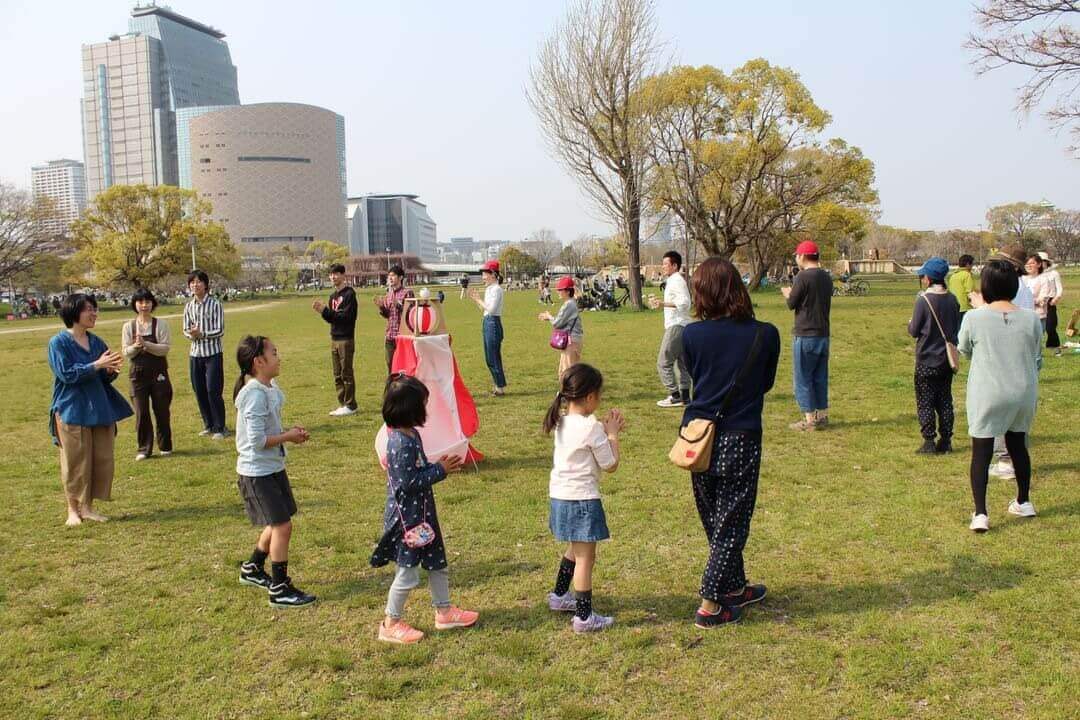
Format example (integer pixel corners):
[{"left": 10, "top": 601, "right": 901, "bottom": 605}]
[
  {"left": 1044, "top": 208, "right": 1080, "bottom": 261},
  {"left": 527, "top": 0, "right": 663, "bottom": 309},
  {"left": 967, "top": 1, "right": 1080, "bottom": 151},
  {"left": 523, "top": 228, "right": 563, "bottom": 269},
  {"left": 0, "top": 183, "right": 66, "bottom": 285}
]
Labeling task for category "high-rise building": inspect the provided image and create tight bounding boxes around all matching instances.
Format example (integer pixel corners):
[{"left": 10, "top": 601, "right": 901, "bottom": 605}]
[
  {"left": 31, "top": 159, "right": 87, "bottom": 237},
  {"left": 189, "top": 103, "right": 347, "bottom": 254},
  {"left": 347, "top": 194, "right": 439, "bottom": 263},
  {"left": 81, "top": 5, "right": 239, "bottom": 198}
]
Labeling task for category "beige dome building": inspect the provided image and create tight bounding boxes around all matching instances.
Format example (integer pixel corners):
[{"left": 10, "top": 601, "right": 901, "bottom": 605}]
[{"left": 188, "top": 102, "right": 347, "bottom": 255}]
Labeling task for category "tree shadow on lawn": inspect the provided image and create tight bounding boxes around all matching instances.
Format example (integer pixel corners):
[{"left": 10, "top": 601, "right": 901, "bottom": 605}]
[
  {"left": 1022, "top": 498, "right": 1080, "bottom": 519},
  {"left": 118, "top": 498, "right": 335, "bottom": 523}
]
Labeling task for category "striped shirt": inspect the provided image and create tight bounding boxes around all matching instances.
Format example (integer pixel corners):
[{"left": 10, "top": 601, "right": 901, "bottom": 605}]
[{"left": 183, "top": 294, "right": 224, "bottom": 357}]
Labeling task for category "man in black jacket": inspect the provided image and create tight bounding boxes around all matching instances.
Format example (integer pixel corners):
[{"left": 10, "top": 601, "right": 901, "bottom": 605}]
[{"left": 313, "top": 264, "right": 358, "bottom": 416}]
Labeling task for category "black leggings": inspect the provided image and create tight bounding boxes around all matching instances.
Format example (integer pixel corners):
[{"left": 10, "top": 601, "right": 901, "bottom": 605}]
[
  {"left": 1046, "top": 304, "right": 1060, "bottom": 348},
  {"left": 970, "top": 432, "right": 1030, "bottom": 515}
]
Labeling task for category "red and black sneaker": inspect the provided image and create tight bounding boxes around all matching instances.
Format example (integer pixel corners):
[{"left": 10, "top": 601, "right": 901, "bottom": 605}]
[
  {"left": 721, "top": 584, "right": 767, "bottom": 608},
  {"left": 693, "top": 604, "right": 742, "bottom": 629}
]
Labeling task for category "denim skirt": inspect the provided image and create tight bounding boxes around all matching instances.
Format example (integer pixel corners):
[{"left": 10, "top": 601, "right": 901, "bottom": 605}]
[{"left": 549, "top": 498, "right": 610, "bottom": 542}]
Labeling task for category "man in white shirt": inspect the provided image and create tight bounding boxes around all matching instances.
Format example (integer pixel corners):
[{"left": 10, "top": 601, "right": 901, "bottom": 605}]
[{"left": 648, "top": 251, "right": 692, "bottom": 407}]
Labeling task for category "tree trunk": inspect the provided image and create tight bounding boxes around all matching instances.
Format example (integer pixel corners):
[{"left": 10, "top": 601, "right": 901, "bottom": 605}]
[
  {"left": 746, "top": 262, "right": 766, "bottom": 292},
  {"left": 626, "top": 195, "right": 643, "bottom": 310}
]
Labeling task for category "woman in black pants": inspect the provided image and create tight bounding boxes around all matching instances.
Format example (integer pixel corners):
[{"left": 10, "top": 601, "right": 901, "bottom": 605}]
[{"left": 681, "top": 257, "right": 780, "bottom": 628}]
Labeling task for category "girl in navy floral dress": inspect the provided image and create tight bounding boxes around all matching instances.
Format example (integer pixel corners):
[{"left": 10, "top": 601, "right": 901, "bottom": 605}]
[{"left": 370, "top": 374, "right": 478, "bottom": 644}]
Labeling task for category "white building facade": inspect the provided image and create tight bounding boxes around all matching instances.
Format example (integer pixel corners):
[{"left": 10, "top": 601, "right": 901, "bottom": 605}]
[{"left": 31, "top": 159, "right": 88, "bottom": 236}]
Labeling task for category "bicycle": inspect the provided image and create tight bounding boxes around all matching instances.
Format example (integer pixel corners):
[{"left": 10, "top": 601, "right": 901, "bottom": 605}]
[{"left": 832, "top": 276, "right": 870, "bottom": 297}]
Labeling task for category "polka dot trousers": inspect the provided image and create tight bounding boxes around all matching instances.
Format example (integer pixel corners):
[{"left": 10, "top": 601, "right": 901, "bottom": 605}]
[
  {"left": 691, "top": 432, "right": 761, "bottom": 602},
  {"left": 914, "top": 363, "right": 954, "bottom": 441}
]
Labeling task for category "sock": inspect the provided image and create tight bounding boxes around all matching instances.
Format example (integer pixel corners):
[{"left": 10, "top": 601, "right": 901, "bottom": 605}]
[
  {"left": 249, "top": 548, "right": 269, "bottom": 568},
  {"left": 553, "top": 557, "right": 576, "bottom": 596},
  {"left": 271, "top": 561, "right": 288, "bottom": 586},
  {"left": 574, "top": 589, "right": 593, "bottom": 621}
]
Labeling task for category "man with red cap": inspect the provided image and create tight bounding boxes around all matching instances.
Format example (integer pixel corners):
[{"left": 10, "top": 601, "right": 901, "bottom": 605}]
[{"left": 781, "top": 241, "right": 833, "bottom": 431}]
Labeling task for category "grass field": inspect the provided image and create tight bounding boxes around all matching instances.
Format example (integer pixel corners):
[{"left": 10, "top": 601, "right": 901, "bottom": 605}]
[{"left": 1, "top": 275, "right": 1077, "bottom": 720}]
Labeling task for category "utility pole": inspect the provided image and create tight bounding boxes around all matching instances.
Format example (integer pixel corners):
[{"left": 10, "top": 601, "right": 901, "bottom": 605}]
[{"left": 189, "top": 234, "right": 197, "bottom": 271}]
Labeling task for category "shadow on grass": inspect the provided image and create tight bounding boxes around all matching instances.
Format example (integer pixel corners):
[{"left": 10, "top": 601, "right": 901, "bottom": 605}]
[
  {"left": 1026, "top": 498, "right": 1080, "bottom": 519},
  {"left": 1034, "top": 461, "right": 1080, "bottom": 474},
  {"left": 608, "top": 555, "right": 1031, "bottom": 624},
  {"left": 776, "top": 555, "right": 1030, "bottom": 617},
  {"left": 477, "top": 455, "right": 551, "bottom": 473},
  {"left": 322, "top": 559, "right": 543, "bottom": 604},
  {"left": 119, "top": 501, "right": 239, "bottom": 523}
]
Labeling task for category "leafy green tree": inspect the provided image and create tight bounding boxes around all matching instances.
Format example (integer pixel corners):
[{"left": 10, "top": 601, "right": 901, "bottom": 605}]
[
  {"left": 70, "top": 184, "right": 239, "bottom": 289},
  {"left": 986, "top": 201, "right": 1053, "bottom": 250},
  {"left": 498, "top": 246, "right": 543, "bottom": 278},
  {"left": 304, "top": 239, "right": 349, "bottom": 275},
  {"left": 639, "top": 60, "right": 877, "bottom": 283}
]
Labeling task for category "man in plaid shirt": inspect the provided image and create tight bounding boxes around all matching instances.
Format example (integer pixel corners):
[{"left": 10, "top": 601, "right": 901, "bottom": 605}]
[
  {"left": 373, "top": 265, "right": 414, "bottom": 373},
  {"left": 182, "top": 270, "right": 227, "bottom": 439}
]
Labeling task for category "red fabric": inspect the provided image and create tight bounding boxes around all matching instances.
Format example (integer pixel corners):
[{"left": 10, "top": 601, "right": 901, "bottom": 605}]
[{"left": 393, "top": 335, "right": 483, "bottom": 462}]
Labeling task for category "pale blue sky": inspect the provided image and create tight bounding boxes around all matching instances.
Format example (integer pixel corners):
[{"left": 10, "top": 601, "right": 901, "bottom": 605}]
[{"left": 1, "top": 0, "right": 1076, "bottom": 243}]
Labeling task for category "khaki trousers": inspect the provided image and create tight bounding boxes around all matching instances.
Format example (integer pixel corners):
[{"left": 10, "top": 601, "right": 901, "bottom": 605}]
[
  {"left": 558, "top": 339, "right": 583, "bottom": 380},
  {"left": 56, "top": 418, "right": 115, "bottom": 507},
  {"left": 330, "top": 339, "right": 357, "bottom": 409}
]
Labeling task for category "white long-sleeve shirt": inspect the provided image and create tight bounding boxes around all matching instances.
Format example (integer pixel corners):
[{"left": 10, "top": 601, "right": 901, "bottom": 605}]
[
  {"left": 483, "top": 284, "right": 505, "bottom": 317},
  {"left": 663, "top": 271, "right": 692, "bottom": 329}
]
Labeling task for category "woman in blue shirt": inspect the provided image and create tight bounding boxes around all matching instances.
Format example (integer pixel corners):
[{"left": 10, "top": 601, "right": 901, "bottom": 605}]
[
  {"left": 48, "top": 294, "right": 132, "bottom": 526},
  {"left": 681, "top": 258, "right": 780, "bottom": 629}
]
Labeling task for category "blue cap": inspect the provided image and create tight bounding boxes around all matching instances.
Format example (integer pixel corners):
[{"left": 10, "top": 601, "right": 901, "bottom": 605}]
[{"left": 916, "top": 257, "right": 949, "bottom": 281}]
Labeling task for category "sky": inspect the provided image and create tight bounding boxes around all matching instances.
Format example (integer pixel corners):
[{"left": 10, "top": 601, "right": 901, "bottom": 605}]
[{"left": 1, "top": 0, "right": 1077, "bottom": 244}]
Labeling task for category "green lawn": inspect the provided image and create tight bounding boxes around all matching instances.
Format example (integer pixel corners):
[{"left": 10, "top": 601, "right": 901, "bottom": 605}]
[{"left": 1, "top": 277, "right": 1077, "bottom": 720}]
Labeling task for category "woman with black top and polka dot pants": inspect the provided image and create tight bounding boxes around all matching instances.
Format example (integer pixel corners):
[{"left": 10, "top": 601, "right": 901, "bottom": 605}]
[{"left": 680, "top": 258, "right": 780, "bottom": 628}]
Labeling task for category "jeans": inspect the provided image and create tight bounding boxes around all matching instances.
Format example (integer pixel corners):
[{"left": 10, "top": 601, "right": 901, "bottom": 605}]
[
  {"left": 190, "top": 353, "right": 226, "bottom": 433},
  {"left": 792, "top": 336, "right": 829, "bottom": 413},
  {"left": 482, "top": 316, "right": 507, "bottom": 388},
  {"left": 657, "top": 325, "right": 690, "bottom": 396},
  {"left": 385, "top": 565, "right": 450, "bottom": 619}
]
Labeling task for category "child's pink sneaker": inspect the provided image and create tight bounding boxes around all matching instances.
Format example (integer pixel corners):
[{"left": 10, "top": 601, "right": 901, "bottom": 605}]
[
  {"left": 378, "top": 620, "right": 424, "bottom": 644},
  {"left": 435, "top": 606, "right": 479, "bottom": 630}
]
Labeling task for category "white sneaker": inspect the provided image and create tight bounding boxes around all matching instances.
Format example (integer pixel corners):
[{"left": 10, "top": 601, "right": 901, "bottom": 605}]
[
  {"left": 198, "top": 429, "right": 211, "bottom": 437},
  {"left": 334, "top": 406, "right": 357, "bottom": 416},
  {"left": 160, "top": 451, "right": 172, "bottom": 456},
  {"left": 135, "top": 453, "right": 148, "bottom": 462},
  {"left": 1007, "top": 500, "right": 1037, "bottom": 517},
  {"left": 656, "top": 395, "right": 684, "bottom": 408},
  {"left": 211, "top": 432, "right": 226, "bottom": 441},
  {"left": 969, "top": 513, "right": 990, "bottom": 533},
  {"left": 328, "top": 407, "right": 346, "bottom": 416},
  {"left": 991, "top": 460, "right": 1015, "bottom": 479}
]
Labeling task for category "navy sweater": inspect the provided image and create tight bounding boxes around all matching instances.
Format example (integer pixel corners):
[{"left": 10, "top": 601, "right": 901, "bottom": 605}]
[{"left": 681, "top": 318, "right": 781, "bottom": 435}]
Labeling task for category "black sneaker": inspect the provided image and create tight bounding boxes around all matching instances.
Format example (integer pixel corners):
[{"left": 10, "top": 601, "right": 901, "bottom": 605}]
[
  {"left": 268, "top": 580, "right": 316, "bottom": 609},
  {"left": 915, "top": 439, "right": 937, "bottom": 454},
  {"left": 721, "top": 584, "right": 767, "bottom": 608},
  {"left": 239, "top": 562, "right": 272, "bottom": 589},
  {"left": 693, "top": 604, "right": 742, "bottom": 629},
  {"left": 935, "top": 438, "right": 953, "bottom": 454}
]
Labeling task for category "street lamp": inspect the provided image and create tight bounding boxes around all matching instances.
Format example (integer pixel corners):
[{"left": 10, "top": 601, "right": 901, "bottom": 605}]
[{"left": 189, "top": 234, "right": 197, "bottom": 271}]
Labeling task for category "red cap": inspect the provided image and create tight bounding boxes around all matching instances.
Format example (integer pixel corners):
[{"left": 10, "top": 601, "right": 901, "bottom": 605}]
[
  {"left": 481, "top": 260, "right": 500, "bottom": 273},
  {"left": 795, "top": 240, "right": 819, "bottom": 256},
  {"left": 555, "top": 276, "right": 575, "bottom": 291}
]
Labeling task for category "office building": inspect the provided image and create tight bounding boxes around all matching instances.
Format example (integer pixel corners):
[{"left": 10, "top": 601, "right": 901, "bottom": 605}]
[
  {"left": 81, "top": 5, "right": 239, "bottom": 198},
  {"left": 189, "top": 102, "right": 347, "bottom": 254},
  {"left": 31, "top": 159, "right": 88, "bottom": 236},
  {"left": 347, "top": 194, "right": 439, "bottom": 263}
]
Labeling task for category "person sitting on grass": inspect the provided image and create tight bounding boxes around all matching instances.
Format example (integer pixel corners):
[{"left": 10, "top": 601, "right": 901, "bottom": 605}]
[
  {"left": 371, "top": 374, "right": 478, "bottom": 644},
  {"left": 233, "top": 335, "right": 315, "bottom": 608},
  {"left": 960, "top": 261, "right": 1042, "bottom": 533},
  {"left": 907, "top": 257, "right": 960, "bottom": 454},
  {"left": 543, "top": 363, "right": 625, "bottom": 633}
]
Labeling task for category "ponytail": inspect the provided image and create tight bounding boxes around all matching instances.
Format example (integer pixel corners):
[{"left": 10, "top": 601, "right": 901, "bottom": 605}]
[
  {"left": 233, "top": 335, "right": 268, "bottom": 400},
  {"left": 542, "top": 363, "right": 604, "bottom": 434}
]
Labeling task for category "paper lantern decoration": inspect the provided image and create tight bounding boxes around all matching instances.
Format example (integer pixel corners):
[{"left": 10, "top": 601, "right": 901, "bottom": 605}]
[{"left": 399, "top": 296, "right": 447, "bottom": 337}]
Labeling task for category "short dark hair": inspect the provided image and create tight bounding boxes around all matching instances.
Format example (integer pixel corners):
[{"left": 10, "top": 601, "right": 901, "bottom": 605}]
[
  {"left": 330, "top": 263, "right": 346, "bottom": 275},
  {"left": 130, "top": 288, "right": 158, "bottom": 311},
  {"left": 958, "top": 254, "right": 974, "bottom": 268},
  {"left": 803, "top": 253, "right": 820, "bottom": 262},
  {"left": 980, "top": 259, "right": 1020, "bottom": 303},
  {"left": 692, "top": 256, "right": 754, "bottom": 321},
  {"left": 663, "top": 250, "right": 683, "bottom": 269},
  {"left": 187, "top": 270, "right": 210, "bottom": 288},
  {"left": 60, "top": 293, "right": 97, "bottom": 328},
  {"left": 382, "top": 373, "right": 428, "bottom": 428},
  {"left": 388, "top": 265, "right": 405, "bottom": 279}
]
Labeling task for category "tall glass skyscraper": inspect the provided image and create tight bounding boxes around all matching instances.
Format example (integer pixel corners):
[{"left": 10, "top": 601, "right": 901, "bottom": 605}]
[{"left": 81, "top": 5, "right": 239, "bottom": 198}]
